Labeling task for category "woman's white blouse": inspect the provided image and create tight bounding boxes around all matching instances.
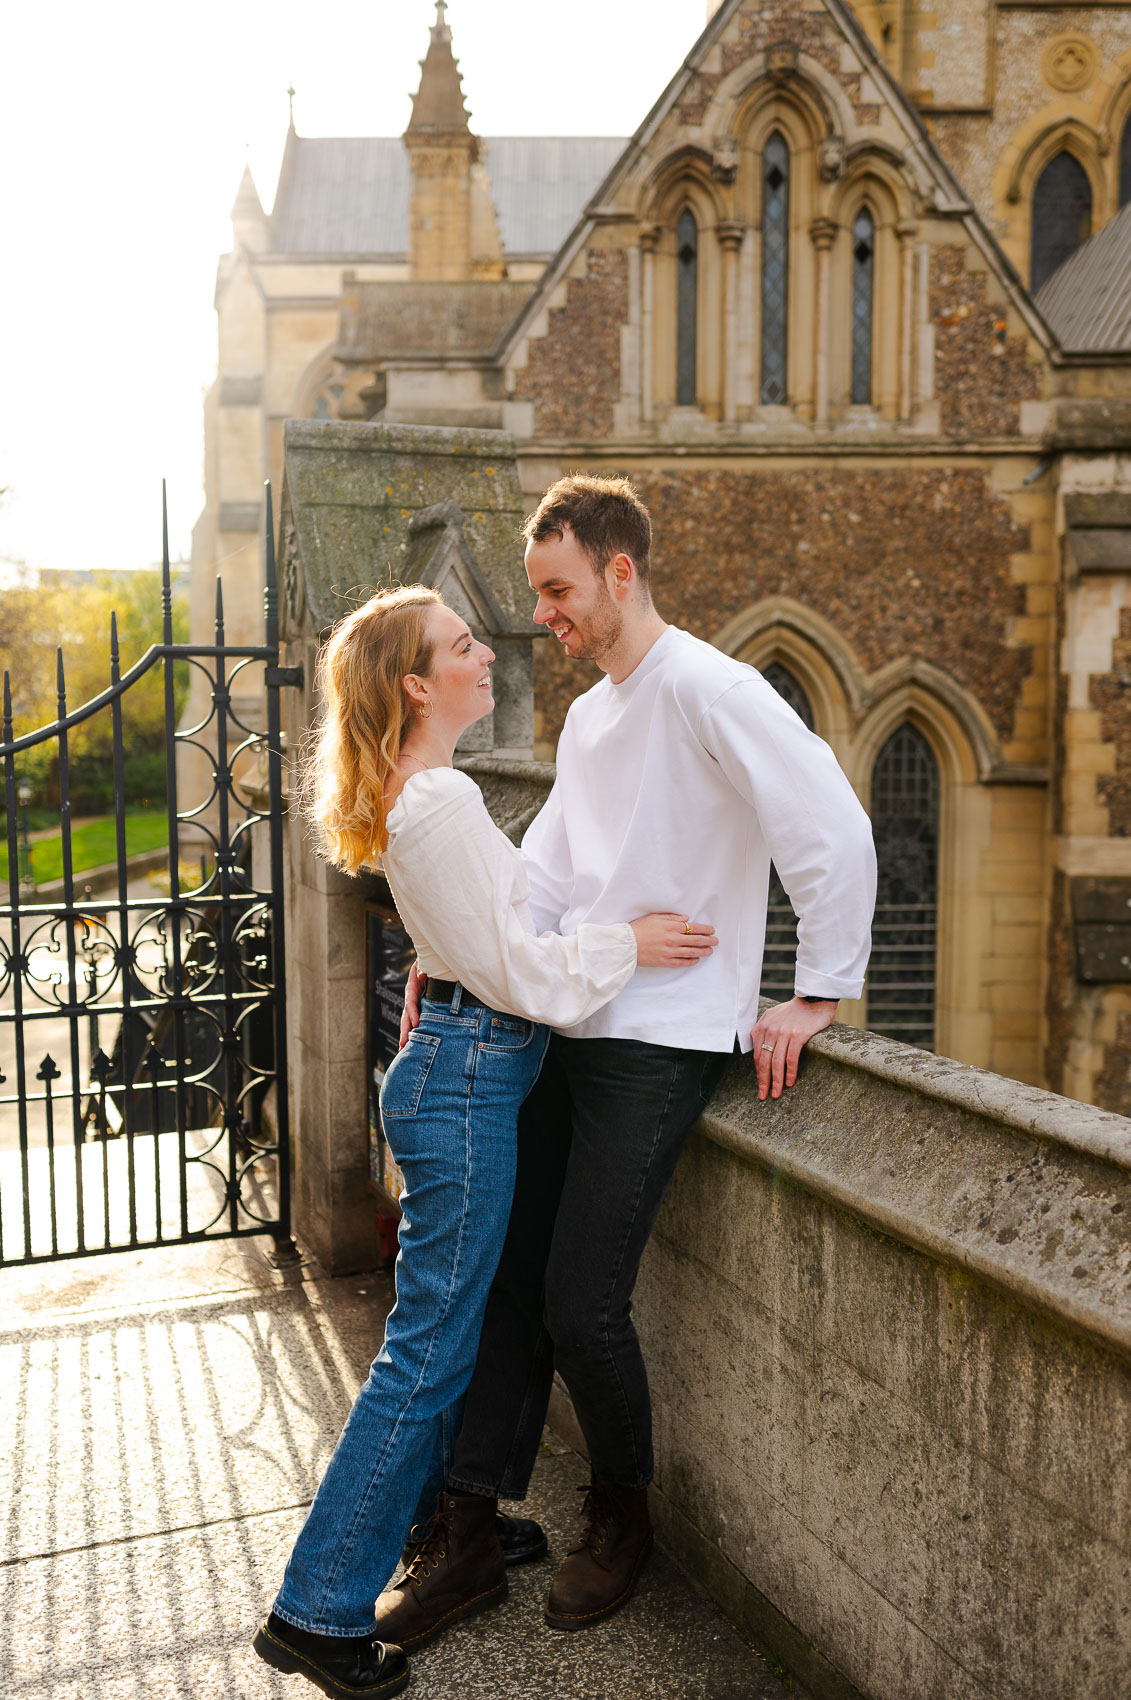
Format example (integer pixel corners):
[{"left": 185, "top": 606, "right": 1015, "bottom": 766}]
[{"left": 381, "top": 767, "right": 637, "bottom": 1027}]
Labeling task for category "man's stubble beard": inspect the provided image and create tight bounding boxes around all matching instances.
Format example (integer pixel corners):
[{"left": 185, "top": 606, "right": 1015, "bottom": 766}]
[{"left": 570, "top": 580, "right": 623, "bottom": 662}]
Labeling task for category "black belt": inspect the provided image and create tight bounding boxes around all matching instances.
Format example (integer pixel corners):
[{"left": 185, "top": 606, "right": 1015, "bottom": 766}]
[{"left": 424, "top": 977, "right": 484, "bottom": 1013}]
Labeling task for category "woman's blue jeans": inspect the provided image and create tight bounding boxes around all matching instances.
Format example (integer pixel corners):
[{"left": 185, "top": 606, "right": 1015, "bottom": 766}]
[{"left": 272, "top": 989, "right": 548, "bottom": 1637}]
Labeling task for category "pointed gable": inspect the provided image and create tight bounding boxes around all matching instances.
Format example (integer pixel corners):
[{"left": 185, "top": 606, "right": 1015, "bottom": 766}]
[{"left": 499, "top": 0, "right": 1054, "bottom": 444}]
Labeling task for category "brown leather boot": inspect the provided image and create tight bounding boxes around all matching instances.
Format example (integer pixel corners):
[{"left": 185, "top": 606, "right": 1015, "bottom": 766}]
[
  {"left": 373, "top": 1490, "right": 506, "bottom": 1650},
  {"left": 544, "top": 1473, "right": 653, "bottom": 1630}
]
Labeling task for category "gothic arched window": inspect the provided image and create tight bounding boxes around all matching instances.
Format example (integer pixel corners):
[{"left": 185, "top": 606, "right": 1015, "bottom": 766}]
[
  {"left": 1121, "top": 114, "right": 1131, "bottom": 208},
  {"left": 1030, "top": 152, "right": 1093, "bottom": 292},
  {"left": 676, "top": 208, "right": 699, "bottom": 406},
  {"left": 868, "top": 722, "right": 939, "bottom": 1049},
  {"left": 760, "top": 662, "right": 815, "bottom": 1001},
  {"left": 851, "top": 207, "right": 875, "bottom": 405},
  {"left": 761, "top": 132, "right": 790, "bottom": 404}
]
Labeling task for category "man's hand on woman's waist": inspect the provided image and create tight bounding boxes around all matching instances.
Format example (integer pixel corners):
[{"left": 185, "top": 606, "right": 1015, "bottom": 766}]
[{"left": 399, "top": 961, "right": 427, "bottom": 1049}]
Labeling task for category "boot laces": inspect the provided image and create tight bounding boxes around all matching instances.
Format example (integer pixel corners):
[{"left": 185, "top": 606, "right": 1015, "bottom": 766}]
[
  {"left": 403, "top": 1502, "right": 451, "bottom": 1583},
  {"left": 570, "top": 1479, "right": 617, "bottom": 1556}
]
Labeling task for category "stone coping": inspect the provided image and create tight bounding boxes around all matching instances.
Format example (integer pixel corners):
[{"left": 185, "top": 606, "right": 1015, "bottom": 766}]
[
  {"left": 702, "top": 1022, "right": 1131, "bottom": 1364},
  {"left": 284, "top": 418, "right": 518, "bottom": 458},
  {"left": 456, "top": 755, "right": 556, "bottom": 786},
  {"left": 805, "top": 1014, "right": 1131, "bottom": 1172}
]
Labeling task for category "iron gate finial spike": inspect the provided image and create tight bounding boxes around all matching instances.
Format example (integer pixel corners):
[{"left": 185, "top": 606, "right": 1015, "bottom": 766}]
[
  {"left": 2, "top": 671, "right": 11, "bottom": 737},
  {"left": 215, "top": 574, "right": 225, "bottom": 644},
  {"left": 56, "top": 647, "right": 66, "bottom": 715},
  {"left": 161, "top": 480, "right": 173, "bottom": 646},
  {"left": 110, "top": 611, "right": 120, "bottom": 683}
]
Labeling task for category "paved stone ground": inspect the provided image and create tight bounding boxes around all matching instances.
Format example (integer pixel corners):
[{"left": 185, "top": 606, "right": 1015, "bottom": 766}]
[{"left": 0, "top": 1235, "right": 805, "bottom": 1700}]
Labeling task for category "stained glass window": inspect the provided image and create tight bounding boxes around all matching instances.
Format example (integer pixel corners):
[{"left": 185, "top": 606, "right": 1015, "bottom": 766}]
[
  {"left": 1121, "top": 116, "right": 1131, "bottom": 208},
  {"left": 851, "top": 206, "right": 875, "bottom": 405},
  {"left": 760, "top": 663, "right": 814, "bottom": 1002},
  {"left": 761, "top": 132, "right": 790, "bottom": 405},
  {"left": 677, "top": 208, "right": 698, "bottom": 407},
  {"left": 1030, "top": 152, "right": 1092, "bottom": 292},
  {"left": 867, "top": 723, "right": 939, "bottom": 1050}
]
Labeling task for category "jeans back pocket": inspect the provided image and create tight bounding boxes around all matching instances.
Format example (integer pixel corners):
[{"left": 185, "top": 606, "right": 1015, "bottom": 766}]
[{"left": 380, "top": 1030, "right": 442, "bottom": 1118}]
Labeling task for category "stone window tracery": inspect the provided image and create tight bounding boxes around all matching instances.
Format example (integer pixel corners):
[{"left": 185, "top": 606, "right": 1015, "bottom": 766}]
[
  {"left": 1030, "top": 151, "right": 1093, "bottom": 292},
  {"left": 850, "top": 206, "right": 875, "bottom": 406},
  {"left": 868, "top": 722, "right": 938, "bottom": 1050},
  {"left": 761, "top": 131, "right": 790, "bottom": 405},
  {"left": 760, "top": 662, "right": 815, "bottom": 1002},
  {"left": 676, "top": 207, "right": 699, "bottom": 407}
]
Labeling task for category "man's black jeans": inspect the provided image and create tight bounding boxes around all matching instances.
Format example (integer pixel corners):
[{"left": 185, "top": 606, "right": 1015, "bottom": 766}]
[{"left": 447, "top": 1032, "right": 728, "bottom": 1496}]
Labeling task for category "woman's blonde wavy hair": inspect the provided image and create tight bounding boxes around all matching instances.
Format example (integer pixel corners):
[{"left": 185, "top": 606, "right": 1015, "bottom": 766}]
[{"left": 301, "top": 584, "right": 443, "bottom": 872}]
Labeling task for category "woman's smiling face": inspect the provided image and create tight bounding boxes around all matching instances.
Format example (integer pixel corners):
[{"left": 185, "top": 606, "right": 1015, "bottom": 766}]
[{"left": 411, "top": 603, "right": 495, "bottom": 730}]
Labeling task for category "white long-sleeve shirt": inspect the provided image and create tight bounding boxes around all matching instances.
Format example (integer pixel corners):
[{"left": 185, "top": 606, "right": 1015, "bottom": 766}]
[
  {"left": 523, "top": 625, "right": 876, "bottom": 1052},
  {"left": 381, "top": 767, "right": 637, "bottom": 1027}
]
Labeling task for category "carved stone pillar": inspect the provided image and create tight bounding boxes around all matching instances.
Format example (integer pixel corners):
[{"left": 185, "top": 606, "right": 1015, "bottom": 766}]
[
  {"left": 718, "top": 221, "right": 745, "bottom": 424},
  {"left": 640, "top": 224, "right": 661, "bottom": 425},
  {"left": 896, "top": 221, "right": 918, "bottom": 422},
  {"left": 810, "top": 217, "right": 838, "bottom": 426},
  {"left": 277, "top": 420, "right": 541, "bottom": 1272}
]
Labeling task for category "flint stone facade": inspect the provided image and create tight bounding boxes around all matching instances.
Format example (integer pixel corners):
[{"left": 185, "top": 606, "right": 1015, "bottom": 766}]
[{"left": 196, "top": 0, "right": 1131, "bottom": 1106}]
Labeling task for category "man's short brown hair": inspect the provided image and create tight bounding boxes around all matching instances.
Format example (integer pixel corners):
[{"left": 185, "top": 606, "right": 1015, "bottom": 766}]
[{"left": 522, "top": 473, "right": 652, "bottom": 585}]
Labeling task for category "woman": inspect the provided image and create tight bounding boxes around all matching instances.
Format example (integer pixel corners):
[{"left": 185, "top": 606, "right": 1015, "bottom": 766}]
[{"left": 254, "top": 586, "right": 716, "bottom": 1698}]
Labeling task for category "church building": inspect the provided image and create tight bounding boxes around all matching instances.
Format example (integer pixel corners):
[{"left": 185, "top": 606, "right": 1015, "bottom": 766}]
[{"left": 192, "top": 0, "right": 1131, "bottom": 1111}]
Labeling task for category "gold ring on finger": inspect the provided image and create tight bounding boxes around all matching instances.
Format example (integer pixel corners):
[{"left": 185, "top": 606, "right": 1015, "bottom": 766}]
[
  {"left": 684, "top": 920, "right": 692, "bottom": 933},
  {"left": 761, "top": 1043, "right": 775, "bottom": 1053}
]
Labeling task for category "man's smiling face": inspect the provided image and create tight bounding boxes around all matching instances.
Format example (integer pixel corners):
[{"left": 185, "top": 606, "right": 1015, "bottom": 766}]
[{"left": 524, "top": 525, "right": 624, "bottom": 664}]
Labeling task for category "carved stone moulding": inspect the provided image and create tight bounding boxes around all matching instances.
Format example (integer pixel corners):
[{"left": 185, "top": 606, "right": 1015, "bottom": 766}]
[
  {"left": 818, "top": 135, "right": 846, "bottom": 182},
  {"left": 1042, "top": 35, "right": 1098, "bottom": 95},
  {"left": 767, "top": 41, "right": 798, "bottom": 85},
  {"left": 712, "top": 137, "right": 740, "bottom": 183}
]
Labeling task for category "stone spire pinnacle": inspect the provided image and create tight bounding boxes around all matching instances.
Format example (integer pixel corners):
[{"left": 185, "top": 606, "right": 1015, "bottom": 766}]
[
  {"left": 405, "top": 0, "right": 472, "bottom": 137},
  {"left": 230, "top": 163, "right": 264, "bottom": 224},
  {"left": 230, "top": 163, "right": 268, "bottom": 254}
]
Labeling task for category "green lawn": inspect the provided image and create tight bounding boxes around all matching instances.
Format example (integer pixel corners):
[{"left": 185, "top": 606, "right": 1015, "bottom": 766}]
[{"left": 0, "top": 811, "right": 169, "bottom": 887}]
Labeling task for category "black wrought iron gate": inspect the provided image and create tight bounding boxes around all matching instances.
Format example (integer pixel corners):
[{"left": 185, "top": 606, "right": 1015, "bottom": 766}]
[{"left": 0, "top": 487, "right": 297, "bottom": 1268}]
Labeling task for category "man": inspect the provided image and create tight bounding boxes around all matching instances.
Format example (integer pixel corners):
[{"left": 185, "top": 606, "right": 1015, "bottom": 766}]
[{"left": 376, "top": 474, "right": 876, "bottom": 1645}]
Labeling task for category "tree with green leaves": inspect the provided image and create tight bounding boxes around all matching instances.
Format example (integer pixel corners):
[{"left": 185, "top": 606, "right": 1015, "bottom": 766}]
[{"left": 0, "top": 569, "right": 188, "bottom": 812}]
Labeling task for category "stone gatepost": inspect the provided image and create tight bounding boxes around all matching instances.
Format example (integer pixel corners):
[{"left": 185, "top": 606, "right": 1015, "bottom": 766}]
[{"left": 277, "top": 420, "right": 548, "bottom": 1273}]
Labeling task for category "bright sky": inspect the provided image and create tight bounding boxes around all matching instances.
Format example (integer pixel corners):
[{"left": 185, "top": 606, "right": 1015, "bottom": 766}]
[{"left": 0, "top": 1, "right": 713, "bottom": 579}]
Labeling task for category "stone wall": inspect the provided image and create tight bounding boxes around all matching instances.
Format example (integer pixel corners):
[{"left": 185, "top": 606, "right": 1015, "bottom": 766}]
[
  {"left": 512, "top": 250, "right": 627, "bottom": 440},
  {"left": 555, "top": 1018, "right": 1131, "bottom": 1700},
  {"left": 929, "top": 246, "right": 1043, "bottom": 440}
]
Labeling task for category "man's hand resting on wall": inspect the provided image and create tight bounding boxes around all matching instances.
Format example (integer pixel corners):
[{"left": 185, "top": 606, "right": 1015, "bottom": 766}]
[{"left": 751, "top": 997, "right": 838, "bottom": 1101}]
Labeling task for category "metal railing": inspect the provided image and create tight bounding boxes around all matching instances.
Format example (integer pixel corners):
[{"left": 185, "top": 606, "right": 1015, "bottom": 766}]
[{"left": 0, "top": 486, "right": 296, "bottom": 1267}]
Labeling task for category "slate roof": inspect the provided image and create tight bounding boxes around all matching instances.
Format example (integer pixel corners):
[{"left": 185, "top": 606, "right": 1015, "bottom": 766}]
[
  {"left": 1034, "top": 200, "right": 1131, "bottom": 354},
  {"left": 269, "top": 135, "right": 626, "bottom": 259}
]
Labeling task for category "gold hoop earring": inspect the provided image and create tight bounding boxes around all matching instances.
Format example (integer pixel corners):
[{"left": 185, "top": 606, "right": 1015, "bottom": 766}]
[{"left": 418, "top": 700, "right": 434, "bottom": 719}]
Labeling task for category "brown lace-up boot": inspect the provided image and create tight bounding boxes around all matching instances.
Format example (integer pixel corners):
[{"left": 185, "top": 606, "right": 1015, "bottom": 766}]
[
  {"left": 373, "top": 1490, "right": 506, "bottom": 1650},
  {"left": 544, "top": 1473, "right": 653, "bottom": 1630}
]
